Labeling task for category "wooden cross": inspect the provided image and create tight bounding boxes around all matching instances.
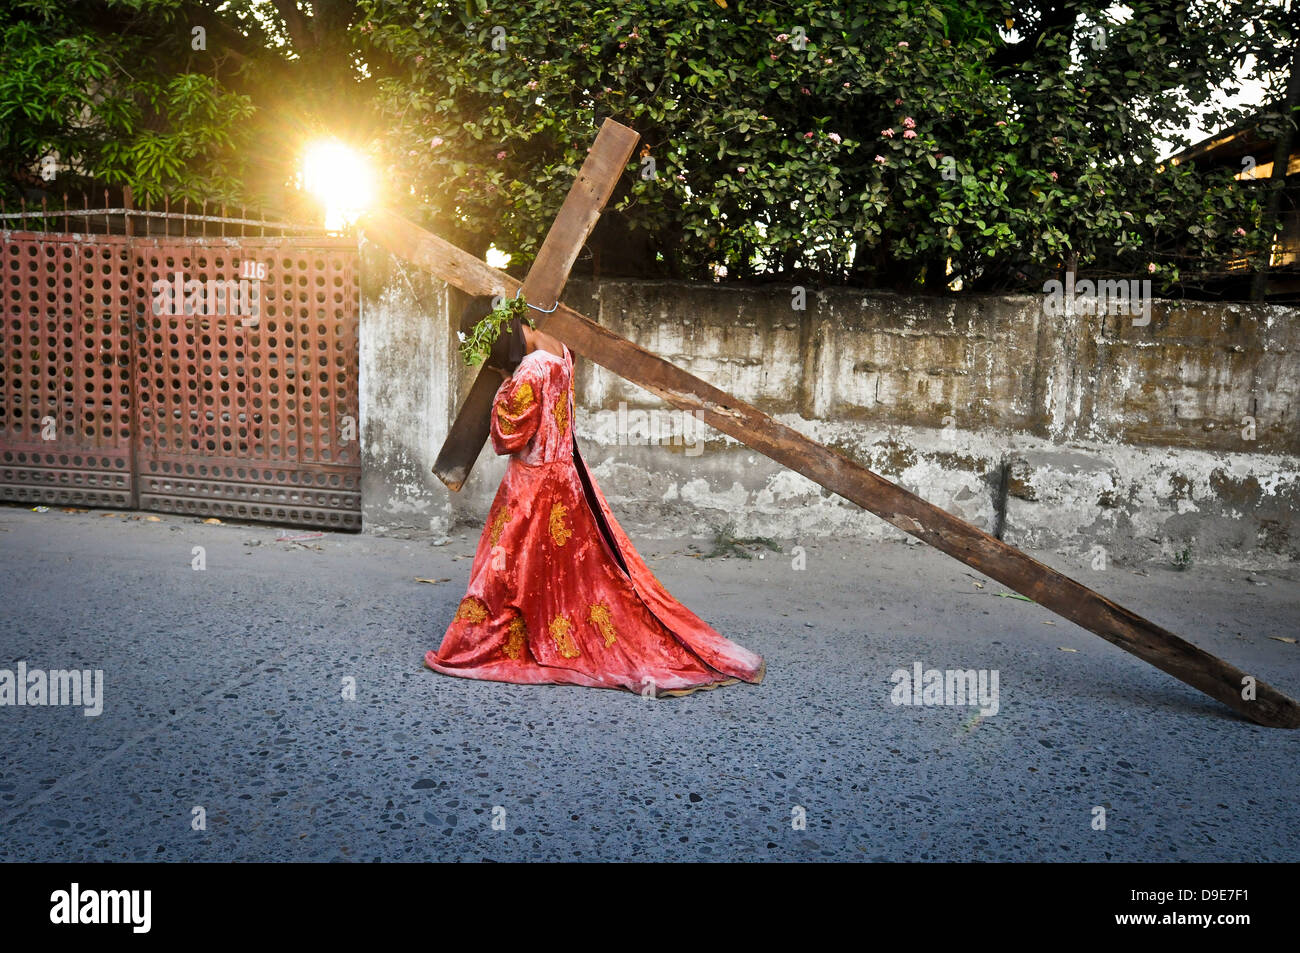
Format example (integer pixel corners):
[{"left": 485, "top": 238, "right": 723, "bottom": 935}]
[{"left": 360, "top": 119, "right": 1300, "bottom": 729}]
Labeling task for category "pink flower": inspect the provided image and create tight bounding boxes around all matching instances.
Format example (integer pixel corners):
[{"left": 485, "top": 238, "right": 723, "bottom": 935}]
[
  {"left": 737, "top": 167, "right": 746, "bottom": 174},
  {"left": 903, "top": 117, "right": 916, "bottom": 129},
  {"left": 804, "top": 131, "right": 815, "bottom": 139},
  {"left": 995, "top": 120, "right": 1007, "bottom": 127},
  {"left": 903, "top": 129, "right": 917, "bottom": 139},
  {"left": 843, "top": 82, "right": 851, "bottom": 88},
  {"left": 431, "top": 136, "right": 444, "bottom": 148},
  {"left": 801, "top": 87, "right": 811, "bottom": 95},
  {"left": 897, "top": 41, "right": 909, "bottom": 48},
  {"left": 415, "top": 55, "right": 424, "bottom": 64},
  {"left": 894, "top": 98, "right": 903, "bottom": 105},
  {"left": 776, "top": 33, "right": 789, "bottom": 41},
  {"left": 1234, "top": 227, "right": 1247, "bottom": 236},
  {"left": 828, "top": 132, "right": 842, "bottom": 144},
  {"left": 1048, "top": 171, "right": 1058, "bottom": 181},
  {"left": 770, "top": 52, "right": 779, "bottom": 60},
  {"left": 881, "top": 128, "right": 895, "bottom": 138},
  {"left": 1147, "top": 262, "right": 1156, "bottom": 273},
  {"left": 874, "top": 155, "right": 887, "bottom": 165},
  {"left": 496, "top": 151, "right": 507, "bottom": 160},
  {"left": 619, "top": 42, "right": 626, "bottom": 49},
  {"left": 526, "top": 80, "right": 538, "bottom": 90}
]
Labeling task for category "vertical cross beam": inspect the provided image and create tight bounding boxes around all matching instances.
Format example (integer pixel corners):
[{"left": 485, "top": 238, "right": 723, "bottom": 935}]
[{"left": 377, "top": 118, "right": 639, "bottom": 491}]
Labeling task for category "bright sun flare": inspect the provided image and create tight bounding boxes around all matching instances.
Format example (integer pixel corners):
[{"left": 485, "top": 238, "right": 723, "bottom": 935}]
[{"left": 301, "top": 140, "right": 375, "bottom": 231}]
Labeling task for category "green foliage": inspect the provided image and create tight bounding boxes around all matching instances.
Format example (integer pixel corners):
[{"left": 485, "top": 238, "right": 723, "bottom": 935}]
[
  {"left": 459, "top": 293, "right": 534, "bottom": 366},
  {"left": 0, "top": 0, "right": 1291, "bottom": 292},
  {"left": 359, "top": 0, "right": 1291, "bottom": 289},
  {"left": 0, "top": 0, "right": 255, "bottom": 202}
]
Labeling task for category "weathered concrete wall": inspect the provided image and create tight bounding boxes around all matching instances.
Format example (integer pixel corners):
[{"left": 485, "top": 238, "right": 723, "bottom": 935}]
[
  {"left": 360, "top": 260, "right": 1300, "bottom": 566},
  {"left": 358, "top": 238, "right": 459, "bottom": 538}
]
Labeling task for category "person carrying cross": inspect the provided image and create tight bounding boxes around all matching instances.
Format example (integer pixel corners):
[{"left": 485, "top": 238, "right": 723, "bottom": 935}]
[{"left": 423, "top": 295, "right": 765, "bottom": 696}]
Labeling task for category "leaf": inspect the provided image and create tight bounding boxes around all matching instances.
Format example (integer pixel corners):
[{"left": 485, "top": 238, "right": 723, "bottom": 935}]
[
  {"left": 1268, "top": 636, "right": 1297, "bottom": 644},
  {"left": 994, "top": 592, "right": 1035, "bottom": 602}
]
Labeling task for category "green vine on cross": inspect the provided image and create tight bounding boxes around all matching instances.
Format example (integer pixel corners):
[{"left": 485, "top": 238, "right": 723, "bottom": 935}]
[{"left": 458, "top": 294, "right": 535, "bottom": 367}]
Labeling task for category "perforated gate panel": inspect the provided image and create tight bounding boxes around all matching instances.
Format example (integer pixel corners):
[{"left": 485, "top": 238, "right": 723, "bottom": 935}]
[
  {"left": 133, "top": 238, "right": 360, "bottom": 528},
  {"left": 0, "top": 231, "right": 361, "bottom": 530},
  {"left": 0, "top": 233, "right": 134, "bottom": 507}
]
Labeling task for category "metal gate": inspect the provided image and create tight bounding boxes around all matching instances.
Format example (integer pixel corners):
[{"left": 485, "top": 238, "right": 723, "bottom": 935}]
[{"left": 1, "top": 229, "right": 361, "bottom": 530}]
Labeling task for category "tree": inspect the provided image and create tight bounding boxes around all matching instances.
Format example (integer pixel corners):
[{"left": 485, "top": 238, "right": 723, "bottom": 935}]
[
  {"left": 0, "top": 0, "right": 253, "bottom": 203},
  {"left": 0, "top": 0, "right": 381, "bottom": 209},
  {"left": 2, "top": 0, "right": 1293, "bottom": 294},
  {"left": 359, "top": 0, "right": 1295, "bottom": 290}
]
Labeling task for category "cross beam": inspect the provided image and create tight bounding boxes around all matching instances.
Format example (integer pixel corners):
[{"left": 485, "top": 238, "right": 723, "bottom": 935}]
[
  {"left": 357, "top": 155, "right": 1300, "bottom": 731},
  {"left": 431, "top": 118, "right": 639, "bottom": 490}
]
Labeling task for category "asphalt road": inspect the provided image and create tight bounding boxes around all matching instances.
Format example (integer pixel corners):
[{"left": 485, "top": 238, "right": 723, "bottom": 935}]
[{"left": 1, "top": 503, "right": 1297, "bottom": 862}]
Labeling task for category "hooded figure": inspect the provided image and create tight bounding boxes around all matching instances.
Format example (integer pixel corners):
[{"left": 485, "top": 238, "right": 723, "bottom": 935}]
[{"left": 460, "top": 293, "right": 526, "bottom": 375}]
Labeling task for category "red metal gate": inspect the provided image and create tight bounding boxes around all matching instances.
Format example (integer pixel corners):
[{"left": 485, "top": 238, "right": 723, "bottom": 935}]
[{"left": 1, "top": 230, "right": 360, "bottom": 530}]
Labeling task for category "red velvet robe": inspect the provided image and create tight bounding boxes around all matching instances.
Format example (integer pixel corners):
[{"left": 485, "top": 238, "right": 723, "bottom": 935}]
[{"left": 425, "top": 345, "right": 765, "bottom": 696}]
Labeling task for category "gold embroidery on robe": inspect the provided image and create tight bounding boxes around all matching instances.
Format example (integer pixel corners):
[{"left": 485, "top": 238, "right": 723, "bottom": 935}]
[
  {"left": 488, "top": 506, "right": 511, "bottom": 546},
  {"left": 552, "top": 390, "right": 569, "bottom": 435},
  {"left": 588, "top": 603, "right": 618, "bottom": 648},
  {"left": 504, "top": 612, "right": 528, "bottom": 661},
  {"left": 549, "top": 615, "right": 580, "bottom": 658},
  {"left": 496, "top": 381, "right": 536, "bottom": 435},
  {"left": 549, "top": 502, "right": 572, "bottom": 546},
  {"left": 454, "top": 597, "right": 489, "bottom": 624}
]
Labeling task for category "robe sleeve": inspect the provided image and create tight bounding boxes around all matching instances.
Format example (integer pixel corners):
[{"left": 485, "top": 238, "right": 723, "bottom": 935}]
[{"left": 490, "top": 365, "right": 544, "bottom": 455}]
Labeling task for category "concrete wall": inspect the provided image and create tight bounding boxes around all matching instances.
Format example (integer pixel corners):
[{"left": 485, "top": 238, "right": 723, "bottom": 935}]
[
  {"left": 360, "top": 258, "right": 1300, "bottom": 566},
  {"left": 358, "top": 238, "right": 458, "bottom": 538}
]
